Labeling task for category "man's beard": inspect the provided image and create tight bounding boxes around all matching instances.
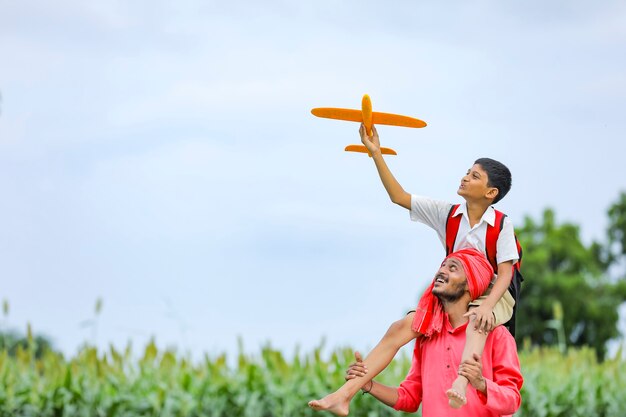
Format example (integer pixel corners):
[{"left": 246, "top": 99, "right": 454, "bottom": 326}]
[{"left": 433, "top": 281, "right": 468, "bottom": 303}]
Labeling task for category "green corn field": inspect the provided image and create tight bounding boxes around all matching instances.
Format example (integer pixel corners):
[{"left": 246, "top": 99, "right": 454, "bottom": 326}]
[{"left": 0, "top": 339, "right": 624, "bottom": 417}]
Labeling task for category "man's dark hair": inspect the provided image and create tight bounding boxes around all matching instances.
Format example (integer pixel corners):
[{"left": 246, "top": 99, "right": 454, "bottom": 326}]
[{"left": 474, "top": 158, "right": 512, "bottom": 204}]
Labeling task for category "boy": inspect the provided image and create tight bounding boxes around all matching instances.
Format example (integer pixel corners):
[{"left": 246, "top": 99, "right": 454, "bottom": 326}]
[{"left": 309, "top": 125, "right": 519, "bottom": 415}]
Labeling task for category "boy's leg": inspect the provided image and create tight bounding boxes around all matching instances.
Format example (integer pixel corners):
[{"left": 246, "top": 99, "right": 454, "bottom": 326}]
[
  {"left": 446, "top": 292, "right": 515, "bottom": 409},
  {"left": 446, "top": 312, "right": 487, "bottom": 408},
  {"left": 309, "top": 312, "right": 420, "bottom": 416}
]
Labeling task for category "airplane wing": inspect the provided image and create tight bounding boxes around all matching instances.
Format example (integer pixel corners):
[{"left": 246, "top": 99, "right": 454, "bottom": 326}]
[
  {"left": 345, "top": 144, "right": 397, "bottom": 156},
  {"left": 311, "top": 108, "right": 426, "bottom": 128},
  {"left": 372, "top": 112, "right": 427, "bottom": 128},
  {"left": 311, "top": 108, "right": 363, "bottom": 122}
]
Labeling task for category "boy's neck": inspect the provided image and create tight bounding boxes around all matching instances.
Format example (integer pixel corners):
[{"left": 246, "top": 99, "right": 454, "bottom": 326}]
[{"left": 464, "top": 199, "right": 492, "bottom": 228}]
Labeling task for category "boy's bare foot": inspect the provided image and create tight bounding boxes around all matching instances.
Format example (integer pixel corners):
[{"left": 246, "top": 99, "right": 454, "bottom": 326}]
[
  {"left": 446, "top": 375, "right": 469, "bottom": 408},
  {"left": 446, "top": 376, "right": 468, "bottom": 408},
  {"left": 446, "top": 388, "right": 467, "bottom": 409},
  {"left": 308, "top": 392, "right": 350, "bottom": 416}
]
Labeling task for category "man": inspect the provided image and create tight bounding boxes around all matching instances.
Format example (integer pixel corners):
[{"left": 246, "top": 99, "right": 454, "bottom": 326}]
[
  {"left": 314, "top": 248, "right": 523, "bottom": 416},
  {"left": 308, "top": 126, "right": 521, "bottom": 414}
]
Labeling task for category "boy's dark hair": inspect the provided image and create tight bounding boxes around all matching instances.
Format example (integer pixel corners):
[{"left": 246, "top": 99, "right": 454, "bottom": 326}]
[{"left": 474, "top": 158, "right": 512, "bottom": 204}]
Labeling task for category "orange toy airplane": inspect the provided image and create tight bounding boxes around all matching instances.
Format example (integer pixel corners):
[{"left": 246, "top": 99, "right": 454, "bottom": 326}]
[{"left": 311, "top": 94, "right": 427, "bottom": 156}]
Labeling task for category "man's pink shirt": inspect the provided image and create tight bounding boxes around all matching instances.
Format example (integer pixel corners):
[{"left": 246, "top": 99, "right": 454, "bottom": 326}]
[{"left": 394, "top": 315, "right": 523, "bottom": 416}]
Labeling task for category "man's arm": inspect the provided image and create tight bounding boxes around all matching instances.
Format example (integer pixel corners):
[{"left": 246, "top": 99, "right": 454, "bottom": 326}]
[
  {"left": 344, "top": 353, "right": 401, "bottom": 407},
  {"left": 390, "top": 342, "right": 424, "bottom": 413},
  {"left": 472, "top": 327, "right": 523, "bottom": 415},
  {"left": 345, "top": 344, "right": 424, "bottom": 413},
  {"left": 458, "top": 353, "right": 488, "bottom": 394},
  {"left": 360, "top": 124, "right": 411, "bottom": 209},
  {"left": 366, "top": 381, "right": 399, "bottom": 407}
]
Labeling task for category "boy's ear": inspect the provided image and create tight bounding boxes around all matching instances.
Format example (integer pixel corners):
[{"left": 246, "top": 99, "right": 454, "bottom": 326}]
[{"left": 485, "top": 187, "right": 499, "bottom": 201}]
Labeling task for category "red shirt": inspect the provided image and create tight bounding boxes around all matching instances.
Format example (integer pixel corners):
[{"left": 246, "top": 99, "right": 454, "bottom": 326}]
[{"left": 394, "top": 315, "right": 523, "bottom": 416}]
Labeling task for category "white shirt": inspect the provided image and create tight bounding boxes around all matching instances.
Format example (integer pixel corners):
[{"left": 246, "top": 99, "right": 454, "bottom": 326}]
[{"left": 410, "top": 194, "right": 519, "bottom": 265}]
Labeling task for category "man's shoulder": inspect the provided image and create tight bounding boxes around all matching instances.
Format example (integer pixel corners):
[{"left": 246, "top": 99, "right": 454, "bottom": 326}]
[{"left": 487, "top": 325, "right": 516, "bottom": 344}]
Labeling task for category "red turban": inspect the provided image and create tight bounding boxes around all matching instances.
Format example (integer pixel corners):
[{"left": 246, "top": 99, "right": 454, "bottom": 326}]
[{"left": 412, "top": 248, "right": 494, "bottom": 337}]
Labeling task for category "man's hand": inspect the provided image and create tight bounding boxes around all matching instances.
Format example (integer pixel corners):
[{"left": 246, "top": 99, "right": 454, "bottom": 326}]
[
  {"left": 464, "top": 305, "right": 495, "bottom": 333},
  {"left": 345, "top": 351, "right": 368, "bottom": 380},
  {"left": 359, "top": 124, "right": 381, "bottom": 155},
  {"left": 458, "top": 353, "right": 487, "bottom": 394}
]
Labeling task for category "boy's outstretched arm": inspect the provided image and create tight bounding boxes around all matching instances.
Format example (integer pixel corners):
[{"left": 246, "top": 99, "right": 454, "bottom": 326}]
[{"left": 360, "top": 124, "right": 411, "bottom": 209}]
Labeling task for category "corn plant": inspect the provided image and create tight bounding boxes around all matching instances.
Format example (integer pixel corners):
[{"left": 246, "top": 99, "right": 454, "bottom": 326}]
[{"left": 0, "top": 339, "right": 624, "bottom": 416}]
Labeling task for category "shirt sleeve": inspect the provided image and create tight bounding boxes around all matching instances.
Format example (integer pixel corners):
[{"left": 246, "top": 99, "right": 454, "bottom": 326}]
[
  {"left": 495, "top": 217, "right": 519, "bottom": 264},
  {"left": 476, "top": 328, "right": 523, "bottom": 414},
  {"left": 392, "top": 341, "right": 424, "bottom": 413},
  {"left": 409, "top": 195, "right": 452, "bottom": 244}
]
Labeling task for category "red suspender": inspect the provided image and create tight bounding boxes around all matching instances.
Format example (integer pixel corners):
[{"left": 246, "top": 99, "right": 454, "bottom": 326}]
[
  {"left": 514, "top": 236, "right": 523, "bottom": 270},
  {"left": 446, "top": 205, "right": 518, "bottom": 272},
  {"left": 445, "top": 204, "right": 461, "bottom": 256},
  {"left": 485, "top": 209, "right": 506, "bottom": 271}
]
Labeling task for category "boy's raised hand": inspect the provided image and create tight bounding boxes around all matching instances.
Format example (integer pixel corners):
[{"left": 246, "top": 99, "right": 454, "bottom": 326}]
[
  {"left": 344, "top": 351, "right": 368, "bottom": 380},
  {"left": 359, "top": 124, "right": 381, "bottom": 155}
]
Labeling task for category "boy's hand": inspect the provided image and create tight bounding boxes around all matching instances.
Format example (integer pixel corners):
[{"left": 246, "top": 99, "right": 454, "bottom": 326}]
[
  {"left": 464, "top": 305, "right": 495, "bottom": 333},
  {"left": 344, "top": 351, "right": 368, "bottom": 380},
  {"left": 360, "top": 124, "right": 381, "bottom": 154},
  {"left": 458, "top": 353, "right": 487, "bottom": 393}
]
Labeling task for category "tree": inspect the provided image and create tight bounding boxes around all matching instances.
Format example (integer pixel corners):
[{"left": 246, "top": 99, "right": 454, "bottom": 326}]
[
  {"left": 0, "top": 329, "right": 55, "bottom": 359},
  {"left": 607, "top": 192, "right": 626, "bottom": 264},
  {"left": 514, "top": 206, "right": 626, "bottom": 359},
  {"left": 0, "top": 301, "right": 56, "bottom": 359}
]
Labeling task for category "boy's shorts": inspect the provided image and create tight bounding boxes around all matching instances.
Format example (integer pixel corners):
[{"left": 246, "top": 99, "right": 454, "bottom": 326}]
[{"left": 468, "top": 279, "right": 516, "bottom": 326}]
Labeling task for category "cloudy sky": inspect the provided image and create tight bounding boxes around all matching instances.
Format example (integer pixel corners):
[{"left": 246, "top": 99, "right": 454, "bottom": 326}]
[{"left": 1, "top": 0, "right": 625, "bottom": 360}]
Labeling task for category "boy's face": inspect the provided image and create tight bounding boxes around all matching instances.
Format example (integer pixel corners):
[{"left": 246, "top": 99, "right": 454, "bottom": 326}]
[{"left": 457, "top": 163, "right": 498, "bottom": 202}]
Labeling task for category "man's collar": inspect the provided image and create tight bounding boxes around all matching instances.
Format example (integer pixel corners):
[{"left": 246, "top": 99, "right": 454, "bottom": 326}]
[
  {"left": 453, "top": 203, "right": 496, "bottom": 227},
  {"left": 444, "top": 313, "right": 470, "bottom": 334}
]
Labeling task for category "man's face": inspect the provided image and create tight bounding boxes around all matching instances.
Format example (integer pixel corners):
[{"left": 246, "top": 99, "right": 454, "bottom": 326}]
[
  {"left": 457, "top": 163, "right": 497, "bottom": 201},
  {"left": 431, "top": 257, "right": 469, "bottom": 302}
]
